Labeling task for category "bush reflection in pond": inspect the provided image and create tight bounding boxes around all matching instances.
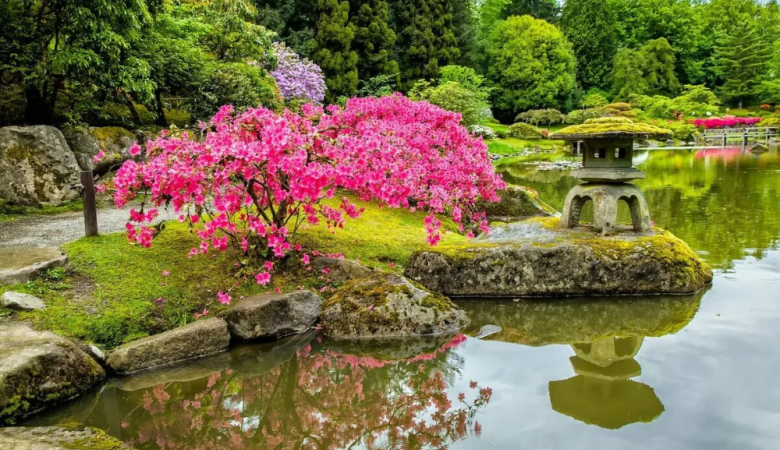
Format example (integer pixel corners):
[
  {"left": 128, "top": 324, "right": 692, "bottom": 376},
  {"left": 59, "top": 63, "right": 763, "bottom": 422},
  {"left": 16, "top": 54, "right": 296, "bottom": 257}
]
[{"left": 108, "top": 334, "right": 492, "bottom": 450}]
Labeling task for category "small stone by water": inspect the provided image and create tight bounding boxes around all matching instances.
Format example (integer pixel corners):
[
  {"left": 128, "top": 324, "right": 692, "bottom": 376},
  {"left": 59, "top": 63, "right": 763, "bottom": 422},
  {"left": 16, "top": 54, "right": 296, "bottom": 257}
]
[
  {"left": 0, "top": 291, "right": 46, "bottom": 311},
  {"left": 474, "top": 324, "right": 502, "bottom": 339}
]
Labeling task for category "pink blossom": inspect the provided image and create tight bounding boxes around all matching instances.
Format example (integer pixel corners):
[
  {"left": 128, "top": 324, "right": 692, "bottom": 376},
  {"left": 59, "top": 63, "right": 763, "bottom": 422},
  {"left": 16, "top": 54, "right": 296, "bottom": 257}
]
[
  {"left": 161, "top": 270, "right": 170, "bottom": 276},
  {"left": 302, "top": 253, "right": 310, "bottom": 265},
  {"left": 217, "top": 291, "right": 231, "bottom": 305},
  {"left": 255, "top": 272, "right": 271, "bottom": 285},
  {"left": 93, "top": 150, "right": 106, "bottom": 163}
]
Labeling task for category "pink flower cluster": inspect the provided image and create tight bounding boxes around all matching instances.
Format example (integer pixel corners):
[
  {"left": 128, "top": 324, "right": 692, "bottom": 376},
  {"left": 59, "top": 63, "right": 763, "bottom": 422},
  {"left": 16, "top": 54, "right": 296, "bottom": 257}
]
[
  {"left": 692, "top": 116, "right": 762, "bottom": 129},
  {"left": 113, "top": 94, "right": 504, "bottom": 284}
]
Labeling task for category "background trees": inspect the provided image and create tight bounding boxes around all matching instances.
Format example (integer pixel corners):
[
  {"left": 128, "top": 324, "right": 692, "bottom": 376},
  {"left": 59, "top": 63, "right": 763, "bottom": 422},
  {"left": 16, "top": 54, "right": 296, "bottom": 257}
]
[
  {"left": 485, "top": 15, "right": 575, "bottom": 120},
  {"left": 560, "top": 0, "right": 618, "bottom": 90}
]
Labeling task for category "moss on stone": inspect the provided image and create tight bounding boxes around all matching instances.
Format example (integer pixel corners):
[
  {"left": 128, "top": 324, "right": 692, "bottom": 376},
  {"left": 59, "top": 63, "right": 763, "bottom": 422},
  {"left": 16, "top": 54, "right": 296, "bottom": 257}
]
[
  {"left": 551, "top": 118, "right": 673, "bottom": 140},
  {"left": 47, "top": 423, "right": 129, "bottom": 449},
  {"left": 91, "top": 127, "right": 134, "bottom": 146}
]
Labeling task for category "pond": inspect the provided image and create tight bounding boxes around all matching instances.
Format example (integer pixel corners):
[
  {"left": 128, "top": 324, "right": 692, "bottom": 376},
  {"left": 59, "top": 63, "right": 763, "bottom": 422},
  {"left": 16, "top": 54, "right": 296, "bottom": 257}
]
[{"left": 25, "top": 147, "right": 780, "bottom": 449}]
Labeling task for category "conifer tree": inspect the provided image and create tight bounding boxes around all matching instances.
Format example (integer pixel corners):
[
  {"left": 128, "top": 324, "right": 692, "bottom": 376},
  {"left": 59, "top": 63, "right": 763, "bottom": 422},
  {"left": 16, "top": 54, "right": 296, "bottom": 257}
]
[
  {"left": 312, "top": 0, "right": 359, "bottom": 101},
  {"left": 713, "top": 24, "right": 771, "bottom": 108},
  {"left": 560, "top": 0, "right": 618, "bottom": 89},
  {"left": 348, "top": 0, "right": 399, "bottom": 82},
  {"left": 393, "top": 0, "right": 460, "bottom": 88},
  {"left": 640, "top": 37, "right": 681, "bottom": 96}
]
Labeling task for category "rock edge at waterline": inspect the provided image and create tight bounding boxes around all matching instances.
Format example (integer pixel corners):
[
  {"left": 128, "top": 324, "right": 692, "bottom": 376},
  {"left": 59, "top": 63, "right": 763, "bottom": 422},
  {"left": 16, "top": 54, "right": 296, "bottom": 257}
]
[{"left": 404, "top": 217, "right": 713, "bottom": 297}]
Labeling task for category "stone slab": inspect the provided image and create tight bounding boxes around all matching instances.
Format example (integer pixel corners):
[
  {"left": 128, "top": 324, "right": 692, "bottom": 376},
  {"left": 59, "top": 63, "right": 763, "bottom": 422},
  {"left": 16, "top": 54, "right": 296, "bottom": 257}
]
[
  {"left": 0, "top": 424, "right": 136, "bottom": 449},
  {"left": 1, "top": 291, "right": 46, "bottom": 311},
  {"left": 106, "top": 317, "right": 231, "bottom": 375},
  {"left": 224, "top": 291, "right": 322, "bottom": 341},
  {"left": 0, "top": 246, "right": 67, "bottom": 285}
]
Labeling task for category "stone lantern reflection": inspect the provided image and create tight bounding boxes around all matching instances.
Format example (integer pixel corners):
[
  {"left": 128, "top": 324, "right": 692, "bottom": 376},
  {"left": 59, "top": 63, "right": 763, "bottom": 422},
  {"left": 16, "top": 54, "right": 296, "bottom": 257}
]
[{"left": 550, "top": 118, "right": 673, "bottom": 234}]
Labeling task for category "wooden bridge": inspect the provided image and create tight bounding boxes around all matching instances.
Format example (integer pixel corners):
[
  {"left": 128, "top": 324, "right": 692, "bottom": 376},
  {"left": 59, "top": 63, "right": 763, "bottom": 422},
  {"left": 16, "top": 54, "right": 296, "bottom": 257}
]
[{"left": 697, "top": 127, "right": 779, "bottom": 146}]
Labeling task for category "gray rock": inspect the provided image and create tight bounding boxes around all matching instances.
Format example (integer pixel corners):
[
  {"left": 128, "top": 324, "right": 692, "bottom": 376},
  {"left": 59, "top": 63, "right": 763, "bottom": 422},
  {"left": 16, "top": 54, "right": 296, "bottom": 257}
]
[
  {"left": 0, "top": 126, "right": 81, "bottom": 206},
  {"left": 0, "top": 322, "right": 105, "bottom": 425},
  {"left": 113, "top": 352, "right": 232, "bottom": 392},
  {"left": 63, "top": 126, "right": 137, "bottom": 174},
  {"left": 0, "top": 292, "right": 46, "bottom": 311},
  {"left": 0, "top": 246, "right": 67, "bottom": 285},
  {"left": 479, "top": 185, "right": 557, "bottom": 222},
  {"left": 310, "top": 256, "right": 372, "bottom": 283},
  {"left": 224, "top": 291, "right": 322, "bottom": 341},
  {"left": 474, "top": 324, "right": 502, "bottom": 339},
  {"left": 106, "top": 317, "right": 230, "bottom": 375},
  {"left": 404, "top": 219, "right": 713, "bottom": 297},
  {"left": 321, "top": 272, "right": 469, "bottom": 339},
  {"left": 0, "top": 424, "right": 136, "bottom": 449}
]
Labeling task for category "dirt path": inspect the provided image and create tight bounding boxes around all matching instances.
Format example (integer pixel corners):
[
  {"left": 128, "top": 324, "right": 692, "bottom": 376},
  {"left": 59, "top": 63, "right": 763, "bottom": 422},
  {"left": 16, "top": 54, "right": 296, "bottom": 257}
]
[{"left": 0, "top": 205, "right": 176, "bottom": 248}]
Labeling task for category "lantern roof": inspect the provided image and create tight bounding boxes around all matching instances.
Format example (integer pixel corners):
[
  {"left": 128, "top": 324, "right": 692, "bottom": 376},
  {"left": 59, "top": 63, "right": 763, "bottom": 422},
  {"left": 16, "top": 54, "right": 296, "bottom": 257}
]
[{"left": 551, "top": 117, "right": 673, "bottom": 140}]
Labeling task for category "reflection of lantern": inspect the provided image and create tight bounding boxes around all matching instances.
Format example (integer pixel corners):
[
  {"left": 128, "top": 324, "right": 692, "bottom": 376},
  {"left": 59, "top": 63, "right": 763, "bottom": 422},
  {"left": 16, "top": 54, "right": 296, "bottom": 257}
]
[
  {"left": 548, "top": 336, "right": 664, "bottom": 429},
  {"left": 551, "top": 118, "right": 673, "bottom": 234}
]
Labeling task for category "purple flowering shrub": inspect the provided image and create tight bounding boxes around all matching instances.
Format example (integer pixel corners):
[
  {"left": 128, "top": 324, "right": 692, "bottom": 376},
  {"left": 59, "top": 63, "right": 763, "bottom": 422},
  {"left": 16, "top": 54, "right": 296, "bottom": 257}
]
[{"left": 270, "top": 43, "right": 327, "bottom": 104}]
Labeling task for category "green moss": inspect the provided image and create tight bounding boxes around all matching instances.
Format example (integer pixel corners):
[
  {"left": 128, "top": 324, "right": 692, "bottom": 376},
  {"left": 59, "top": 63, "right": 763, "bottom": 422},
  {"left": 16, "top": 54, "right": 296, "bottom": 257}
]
[
  {"left": 57, "top": 423, "right": 129, "bottom": 450},
  {"left": 551, "top": 118, "right": 673, "bottom": 140},
  {"left": 91, "top": 126, "right": 134, "bottom": 144}
]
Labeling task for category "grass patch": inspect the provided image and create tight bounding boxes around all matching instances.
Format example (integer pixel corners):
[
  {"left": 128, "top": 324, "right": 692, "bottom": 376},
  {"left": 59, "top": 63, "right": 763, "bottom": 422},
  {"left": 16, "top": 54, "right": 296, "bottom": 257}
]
[
  {"left": 12, "top": 198, "right": 468, "bottom": 349},
  {"left": 0, "top": 199, "right": 84, "bottom": 223}
]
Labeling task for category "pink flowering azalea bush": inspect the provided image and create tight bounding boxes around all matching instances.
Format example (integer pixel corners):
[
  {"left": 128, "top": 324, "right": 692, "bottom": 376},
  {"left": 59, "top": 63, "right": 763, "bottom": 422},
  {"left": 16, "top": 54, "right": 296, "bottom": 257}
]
[
  {"left": 112, "top": 94, "right": 504, "bottom": 289},
  {"left": 692, "top": 116, "right": 762, "bottom": 129}
]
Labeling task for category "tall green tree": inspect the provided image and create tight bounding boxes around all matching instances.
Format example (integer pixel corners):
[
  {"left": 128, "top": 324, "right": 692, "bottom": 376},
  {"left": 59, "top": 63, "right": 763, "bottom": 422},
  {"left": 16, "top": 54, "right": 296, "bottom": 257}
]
[
  {"left": 348, "top": 0, "right": 398, "bottom": 82},
  {"left": 611, "top": 48, "right": 648, "bottom": 99},
  {"left": 485, "top": 15, "right": 576, "bottom": 120},
  {"left": 0, "top": 0, "right": 152, "bottom": 124},
  {"left": 560, "top": 0, "right": 618, "bottom": 90},
  {"left": 392, "top": 0, "right": 460, "bottom": 88},
  {"left": 312, "top": 0, "right": 359, "bottom": 101},
  {"left": 504, "top": 0, "right": 560, "bottom": 22},
  {"left": 713, "top": 23, "right": 771, "bottom": 108},
  {"left": 640, "top": 37, "right": 680, "bottom": 96},
  {"left": 450, "top": 0, "right": 481, "bottom": 68},
  {"left": 254, "top": 0, "right": 316, "bottom": 57}
]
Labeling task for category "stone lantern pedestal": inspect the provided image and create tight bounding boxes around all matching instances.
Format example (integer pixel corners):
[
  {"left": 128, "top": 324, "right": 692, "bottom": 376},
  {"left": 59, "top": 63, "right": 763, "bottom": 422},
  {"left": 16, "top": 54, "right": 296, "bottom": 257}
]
[{"left": 550, "top": 118, "right": 673, "bottom": 235}]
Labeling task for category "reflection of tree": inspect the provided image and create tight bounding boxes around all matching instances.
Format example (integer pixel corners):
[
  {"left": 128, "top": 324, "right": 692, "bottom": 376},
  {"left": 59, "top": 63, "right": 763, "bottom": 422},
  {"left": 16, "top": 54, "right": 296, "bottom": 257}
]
[
  {"left": 497, "top": 149, "right": 780, "bottom": 269},
  {"left": 116, "top": 335, "right": 492, "bottom": 450}
]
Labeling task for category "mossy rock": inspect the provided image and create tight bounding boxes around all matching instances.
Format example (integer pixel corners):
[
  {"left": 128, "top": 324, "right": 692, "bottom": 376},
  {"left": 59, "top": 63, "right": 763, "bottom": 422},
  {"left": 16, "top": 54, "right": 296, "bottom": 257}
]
[
  {"left": 551, "top": 118, "right": 673, "bottom": 140},
  {"left": 0, "top": 423, "right": 135, "bottom": 449},
  {"left": 404, "top": 218, "right": 712, "bottom": 297},
  {"left": 0, "top": 322, "right": 105, "bottom": 425},
  {"left": 479, "top": 185, "right": 558, "bottom": 221},
  {"left": 63, "top": 126, "right": 137, "bottom": 174},
  {"left": 321, "top": 272, "right": 469, "bottom": 339}
]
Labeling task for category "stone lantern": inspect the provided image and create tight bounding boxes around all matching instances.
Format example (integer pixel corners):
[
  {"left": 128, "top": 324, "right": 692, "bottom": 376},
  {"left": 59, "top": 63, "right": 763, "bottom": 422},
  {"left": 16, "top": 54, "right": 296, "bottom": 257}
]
[{"left": 550, "top": 118, "right": 673, "bottom": 234}]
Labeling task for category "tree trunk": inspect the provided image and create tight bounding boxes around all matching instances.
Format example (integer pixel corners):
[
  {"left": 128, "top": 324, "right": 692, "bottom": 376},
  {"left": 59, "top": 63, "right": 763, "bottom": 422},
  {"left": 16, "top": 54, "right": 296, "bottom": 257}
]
[
  {"left": 154, "top": 90, "right": 168, "bottom": 127},
  {"left": 24, "top": 86, "right": 54, "bottom": 124},
  {"left": 121, "top": 90, "right": 143, "bottom": 125}
]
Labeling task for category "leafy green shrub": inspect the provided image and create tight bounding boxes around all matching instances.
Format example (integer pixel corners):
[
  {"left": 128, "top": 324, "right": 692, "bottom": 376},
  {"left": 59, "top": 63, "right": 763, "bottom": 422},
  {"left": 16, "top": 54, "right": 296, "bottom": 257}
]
[
  {"left": 580, "top": 89, "right": 610, "bottom": 108},
  {"left": 189, "top": 62, "right": 282, "bottom": 122},
  {"left": 413, "top": 80, "right": 493, "bottom": 126},
  {"left": 566, "top": 108, "right": 608, "bottom": 124},
  {"left": 631, "top": 85, "right": 720, "bottom": 119},
  {"left": 496, "top": 130, "right": 508, "bottom": 139},
  {"left": 514, "top": 109, "right": 566, "bottom": 126},
  {"left": 657, "top": 121, "right": 700, "bottom": 143},
  {"left": 602, "top": 102, "right": 637, "bottom": 119},
  {"left": 759, "top": 117, "right": 780, "bottom": 127},
  {"left": 507, "top": 122, "right": 543, "bottom": 139}
]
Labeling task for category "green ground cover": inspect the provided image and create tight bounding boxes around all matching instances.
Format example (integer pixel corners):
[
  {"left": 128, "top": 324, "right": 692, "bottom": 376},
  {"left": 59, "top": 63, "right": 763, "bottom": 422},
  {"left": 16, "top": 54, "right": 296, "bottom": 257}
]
[{"left": 0, "top": 198, "right": 468, "bottom": 349}]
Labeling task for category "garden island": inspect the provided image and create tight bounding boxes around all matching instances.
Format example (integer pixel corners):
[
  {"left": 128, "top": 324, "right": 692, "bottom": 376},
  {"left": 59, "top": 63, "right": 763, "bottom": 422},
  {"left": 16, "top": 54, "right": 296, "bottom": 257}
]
[{"left": 1, "top": 1, "right": 779, "bottom": 449}]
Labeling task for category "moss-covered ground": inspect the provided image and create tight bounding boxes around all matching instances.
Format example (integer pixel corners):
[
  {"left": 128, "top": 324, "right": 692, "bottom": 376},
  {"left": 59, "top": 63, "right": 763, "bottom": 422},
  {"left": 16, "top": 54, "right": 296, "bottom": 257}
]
[
  {"left": 0, "top": 198, "right": 468, "bottom": 349},
  {"left": 0, "top": 199, "right": 85, "bottom": 223}
]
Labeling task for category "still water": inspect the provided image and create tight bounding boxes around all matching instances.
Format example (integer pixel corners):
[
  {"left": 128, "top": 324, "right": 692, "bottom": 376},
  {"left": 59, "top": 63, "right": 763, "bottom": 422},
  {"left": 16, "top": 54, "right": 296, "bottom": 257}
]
[{"left": 27, "top": 148, "right": 780, "bottom": 449}]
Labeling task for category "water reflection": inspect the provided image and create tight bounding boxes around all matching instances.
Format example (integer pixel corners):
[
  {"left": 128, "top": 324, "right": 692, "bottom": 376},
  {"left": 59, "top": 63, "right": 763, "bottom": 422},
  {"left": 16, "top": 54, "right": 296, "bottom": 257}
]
[
  {"left": 459, "top": 290, "right": 704, "bottom": 430},
  {"left": 497, "top": 148, "right": 780, "bottom": 269},
  {"left": 549, "top": 336, "right": 664, "bottom": 429},
  {"left": 29, "top": 333, "right": 493, "bottom": 450}
]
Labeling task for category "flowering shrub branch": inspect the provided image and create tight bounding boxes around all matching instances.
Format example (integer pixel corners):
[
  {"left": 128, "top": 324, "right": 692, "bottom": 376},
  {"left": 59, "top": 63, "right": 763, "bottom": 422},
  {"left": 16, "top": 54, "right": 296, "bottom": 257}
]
[
  {"left": 692, "top": 116, "right": 762, "bottom": 129},
  {"left": 111, "top": 94, "right": 504, "bottom": 289}
]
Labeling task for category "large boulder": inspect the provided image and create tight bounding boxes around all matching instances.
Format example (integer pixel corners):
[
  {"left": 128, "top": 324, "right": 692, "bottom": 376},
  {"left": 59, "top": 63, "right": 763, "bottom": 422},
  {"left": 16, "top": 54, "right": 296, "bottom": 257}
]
[
  {"left": 479, "top": 185, "right": 558, "bottom": 222},
  {"left": 0, "top": 322, "right": 105, "bottom": 425},
  {"left": 0, "top": 126, "right": 81, "bottom": 206},
  {"left": 106, "top": 317, "right": 230, "bottom": 375},
  {"left": 0, "top": 246, "right": 67, "bottom": 285},
  {"left": 224, "top": 292, "right": 322, "bottom": 341},
  {"left": 0, "top": 424, "right": 136, "bottom": 449},
  {"left": 63, "top": 126, "right": 137, "bottom": 174},
  {"left": 404, "top": 218, "right": 713, "bottom": 297},
  {"left": 321, "top": 272, "right": 469, "bottom": 339}
]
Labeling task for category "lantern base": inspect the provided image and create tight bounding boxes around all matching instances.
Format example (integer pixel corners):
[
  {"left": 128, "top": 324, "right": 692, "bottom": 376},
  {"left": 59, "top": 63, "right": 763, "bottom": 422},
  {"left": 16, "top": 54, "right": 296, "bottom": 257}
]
[
  {"left": 573, "top": 168, "right": 646, "bottom": 183},
  {"left": 561, "top": 183, "right": 651, "bottom": 235}
]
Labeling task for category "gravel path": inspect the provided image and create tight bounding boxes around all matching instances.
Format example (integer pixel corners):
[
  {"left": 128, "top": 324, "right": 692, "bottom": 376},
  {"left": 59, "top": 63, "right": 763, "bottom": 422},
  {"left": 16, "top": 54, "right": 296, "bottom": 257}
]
[{"left": 0, "top": 205, "right": 177, "bottom": 248}]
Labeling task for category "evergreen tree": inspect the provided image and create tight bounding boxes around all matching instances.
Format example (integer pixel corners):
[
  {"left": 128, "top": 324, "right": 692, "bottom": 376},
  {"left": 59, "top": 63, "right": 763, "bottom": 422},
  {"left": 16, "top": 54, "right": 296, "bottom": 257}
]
[
  {"left": 640, "top": 37, "right": 680, "bottom": 96},
  {"left": 349, "top": 0, "right": 398, "bottom": 82},
  {"left": 255, "top": 0, "right": 316, "bottom": 58},
  {"left": 504, "top": 0, "right": 560, "bottom": 22},
  {"left": 312, "top": 0, "right": 359, "bottom": 101},
  {"left": 560, "top": 0, "right": 618, "bottom": 89},
  {"left": 393, "top": 0, "right": 460, "bottom": 88},
  {"left": 713, "top": 23, "right": 771, "bottom": 108},
  {"left": 611, "top": 48, "right": 648, "bottom": 99},
  {"left": 450, "top": 0, "right": 481, "bottom": 68}
]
